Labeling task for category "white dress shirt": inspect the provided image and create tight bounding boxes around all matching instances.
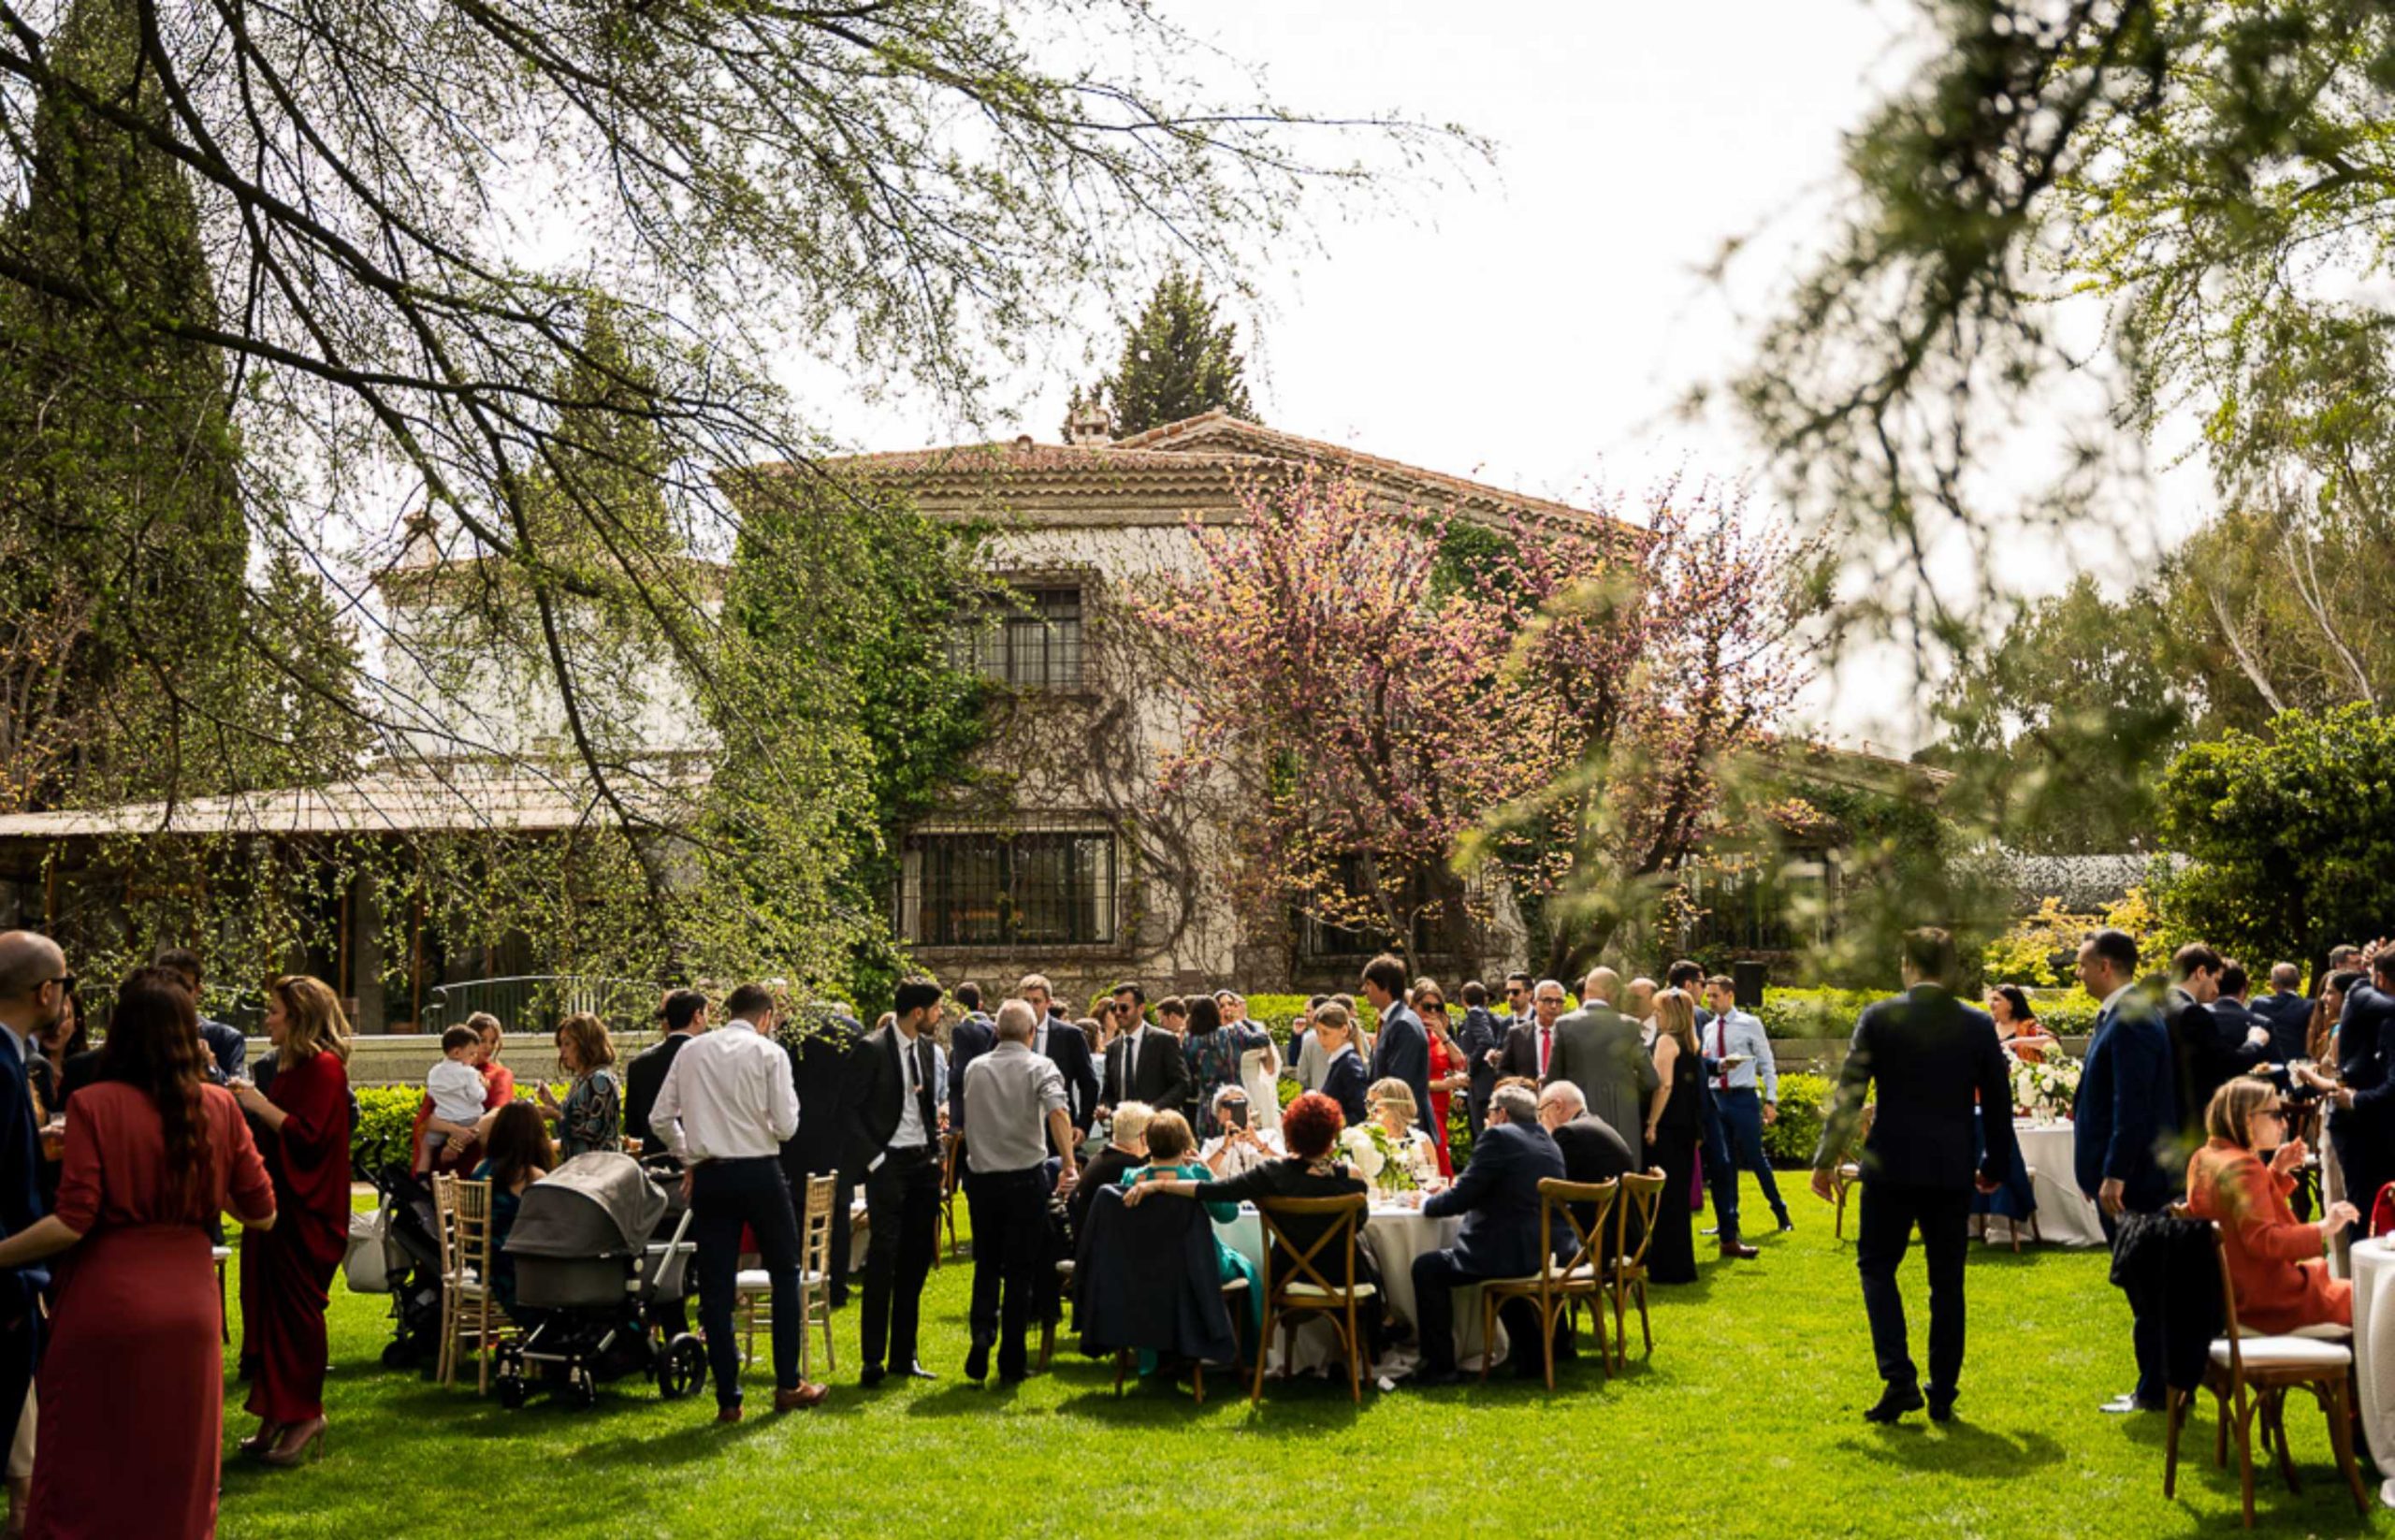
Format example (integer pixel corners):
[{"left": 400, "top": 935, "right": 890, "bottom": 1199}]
[
  {"left": 889, "top": 1026, "right": 947, "bottom": 1153},
  {"left": 648, "top": 1019, "right": 800, "bottom": 1165}
]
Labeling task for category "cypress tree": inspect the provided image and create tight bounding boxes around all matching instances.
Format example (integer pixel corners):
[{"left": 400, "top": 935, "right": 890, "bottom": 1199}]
[{"left": 1071, "top": 264, "right": 1256, "bottom": 438}]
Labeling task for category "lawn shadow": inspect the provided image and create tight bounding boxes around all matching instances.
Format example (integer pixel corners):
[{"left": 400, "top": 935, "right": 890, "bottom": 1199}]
[{"left": 1840, "top": 1420, "right": 2067, "bottom": 1478}]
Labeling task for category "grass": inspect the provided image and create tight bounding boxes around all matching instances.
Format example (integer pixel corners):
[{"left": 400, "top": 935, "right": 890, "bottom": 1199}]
[{"left": 212, "top": 1176, "right": 2392, "bottom": 1539}]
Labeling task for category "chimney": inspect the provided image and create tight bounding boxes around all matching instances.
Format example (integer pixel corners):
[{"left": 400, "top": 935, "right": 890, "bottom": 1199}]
[
  {"left": 1067, "top": 400, "right": 1115, "bottom": 446},
  {"left": 399, "top": 508, "right": 442, "bottom": 568}
]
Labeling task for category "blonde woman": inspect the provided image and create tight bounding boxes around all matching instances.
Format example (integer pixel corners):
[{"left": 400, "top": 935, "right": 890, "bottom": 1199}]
[
  {"left": 540, "top": 1011, "right": 622, "bottom": 1159},
  {"left": 228, "top": 976, "right": 352, "bottom": 1466},
  {"left": 1643, "top": 988, "right": 1703, "bottom": 1286},
  {"left": 1355, "top": 1078, "right": 1442, "bottom": 1199}
]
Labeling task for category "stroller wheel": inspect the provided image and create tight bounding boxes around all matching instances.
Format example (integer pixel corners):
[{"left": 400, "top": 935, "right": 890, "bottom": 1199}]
[
  {"left": 570, "top": 1365, "right": 599, "bottom": 1409},
  {"left": 380, "top": 1339, "right": 415, "bottom": 1371},
  {"left": 496, "top": 1372, "right": 529, "bottom": 1410},
  {"left": 658, "top": 1333, "right": 707, "bottom": 1401}
]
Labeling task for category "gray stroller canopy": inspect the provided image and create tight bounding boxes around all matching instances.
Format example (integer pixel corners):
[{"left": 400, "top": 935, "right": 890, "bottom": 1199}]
[{"left": 504, "top": 1153, "right": 668, "bottom": 1259}]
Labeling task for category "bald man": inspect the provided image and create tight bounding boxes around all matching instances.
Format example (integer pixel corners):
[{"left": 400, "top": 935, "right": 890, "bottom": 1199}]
[
  {"left": 0, "top": 933, "right": 66, "bottom": 1468},
  {"left": 1546, "top": 967, "right": 1659, "bottom": 1167}
]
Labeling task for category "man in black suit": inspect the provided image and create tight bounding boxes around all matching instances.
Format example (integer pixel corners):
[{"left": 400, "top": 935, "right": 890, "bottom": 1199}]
[
  {"left": 947, "top": 981, "right": 996, "bottom": 1139},
  {"left": 1097, "top": 981, "right": 1189, "bottom": 1119},
  {"left": 626, "top": 989, "right": 708, "bottom": 1154},
  {"left": 153, "top": 946, "right": 243, "bottom": 1082},
  {"left": 2165, "top": 942, "right": 2269, "bottom": 1138},
  {"left": 1813, "top": 928, "right": 2016, "bottom": 1425},
  {"left": 1535, "top": 1080, "right": 1636, "bottom": 1275},
  {"left": 0, "top": 934, "right": 65, "bottom": 1464},
  {"left": 1454, "top": 981, "right": 1504, "bottom": 1141},
  {"left": 843, "top": 977, "right": 949, "bottom": 1385},
  {"left": 1361, "top": 953, "right": 1433, "bottom": 1138},
  {"left": 2321, "top": 951, "right": 2395, "bottom": 1228},
  {"left": 2253, "top": 963, "right": 2316, "bottom": 1061},
  {"left": 1412, "top": 1082, "right": 1567, "bottom": 1384},
  {"left": 1019, "top": 974, "right": 1099, "bottom": 1142},
  {"left": 1494, "top": 979, "right": 1564, "bottom": 1082},
  {"left": 783, "top": 1002, "right": 864, "bottom": 1309}
]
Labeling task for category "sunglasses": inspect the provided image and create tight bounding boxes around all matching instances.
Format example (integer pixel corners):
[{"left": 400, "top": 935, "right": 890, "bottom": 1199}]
[{"left": 45, "top": 973, "right": 75, "bottom": 996}]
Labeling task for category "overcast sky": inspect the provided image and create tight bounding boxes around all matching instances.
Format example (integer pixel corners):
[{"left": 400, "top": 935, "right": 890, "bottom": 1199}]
[{"left": 782, "top": 1, "right": 2210, "bottom": 755}]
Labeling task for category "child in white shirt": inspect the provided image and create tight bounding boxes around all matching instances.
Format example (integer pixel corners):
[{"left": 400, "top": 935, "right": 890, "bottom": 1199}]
[{"left": 419, "top": 1024, "right": 487, "bottom": 1169}]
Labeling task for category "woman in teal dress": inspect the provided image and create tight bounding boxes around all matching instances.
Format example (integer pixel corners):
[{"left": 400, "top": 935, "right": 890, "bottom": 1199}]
[{"left": 1121, "top": 1111, "right": 1262, "bottom": 1361}]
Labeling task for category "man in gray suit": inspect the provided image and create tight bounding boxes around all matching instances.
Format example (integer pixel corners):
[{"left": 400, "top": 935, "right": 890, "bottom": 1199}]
[{"left": 1544, "top": 966, "right": 1661, "bottom": 1167}]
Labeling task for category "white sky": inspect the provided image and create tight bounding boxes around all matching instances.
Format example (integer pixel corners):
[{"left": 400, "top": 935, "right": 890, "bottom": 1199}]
[{"left": 779, "top": 1, "right": 2216, "bottom": 754}]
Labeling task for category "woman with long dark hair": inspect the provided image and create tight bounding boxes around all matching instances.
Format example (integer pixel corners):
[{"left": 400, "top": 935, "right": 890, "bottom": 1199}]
[
  {"left": 0, "top": 970, "right": 276, "bottom": 1538},
  {"left": 230, "top": 976, "right": 352, "bottom": 1468},
  {"left": 472, "top": 1102, "right": 557, "bottom": 1319}
]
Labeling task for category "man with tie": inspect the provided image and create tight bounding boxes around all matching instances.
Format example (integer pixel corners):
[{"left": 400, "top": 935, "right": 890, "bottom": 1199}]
[
  {"left": 648, "top": 981, "right": 828, "bottom": 1420},
  {"left": 843, "top": 978, "right": 950, "bottom": 1386},
  {"left": 1497, "top": 979, "right": 1566, "bottom": 1082},
  {"left": 1546, "top": 967, "right": 1662, "bottom": 1178},
  {"left": 2072, "top": 927, "right": 2181, "bottom": 1415},
  {"left": 1098, "top": 981, "right": 1190, "bottom": 1120},
  {"left": 1699, "top": 974, "right": 1792, "bottom": 1241},
  {"left": 0, "top": 934, "right": 63, "bottom": 1478},
  {"left": 1018, "top": 974, "right": 1099, "bottom": 1144},
  {"left": 625, "top": 989, "right": 708, "bottom": 1155},
  {"left": 1812, "top": 928, "right": 2017, "bottom": 1424},
  {"left": 1361, "top": 954, "right": 1433, "bottom": 1139}
]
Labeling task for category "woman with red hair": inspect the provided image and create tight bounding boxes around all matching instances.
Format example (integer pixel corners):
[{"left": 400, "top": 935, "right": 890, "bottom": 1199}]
[{"left": 1124, "top": 1091, "right": 1385, "bottom": 1357}]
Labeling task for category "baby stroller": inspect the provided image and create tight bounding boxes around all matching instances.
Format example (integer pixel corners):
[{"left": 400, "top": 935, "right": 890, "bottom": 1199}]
[
  {"left": 346, "top": 1136, "right": 445, "bottom": 1372},
  {"left": 492, "top": 1153, "right": 704, "bottom": 1409}
]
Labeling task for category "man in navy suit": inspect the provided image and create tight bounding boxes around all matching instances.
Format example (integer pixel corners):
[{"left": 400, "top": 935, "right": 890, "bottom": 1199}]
[
  {"left": 945, "top": 981, "right": 997, "bottom": 1150},
  {"left": 1018, "top": 974, "right": 1099, "bottom": 1143},
  {"left": 1360, "top": 953, "right": 1433, "bottom": 1138},
  {"left": 2322, "top": 951, "right": 2395, "bottom": 1235},
  {"left": 1812, "top": 928, "right": 2016, "bottom": 1424},
  {"left": 2071, "top": 927, "right": 2181, "bottom": 1414},
  {"left": 2252, "top": 963, "right": 2316, "bottom": 1062},
  {"left": 0, "top": 933, "right": 65, "bottom": 1463},
  {"left": 1412, "top": 1082, "right": 1566, "bottom": 1384}
]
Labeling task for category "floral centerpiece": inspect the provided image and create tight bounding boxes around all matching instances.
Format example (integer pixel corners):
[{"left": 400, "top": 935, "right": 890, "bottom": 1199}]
[
  {"left": 2010, "top": 1055, "right": 2082, "bottom": 1124},
  {"left": 1339, "top": 1122, "right": 1420, "bottom": 1199}
]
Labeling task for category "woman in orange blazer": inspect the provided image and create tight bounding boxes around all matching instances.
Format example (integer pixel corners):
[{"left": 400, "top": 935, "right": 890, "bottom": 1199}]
[{"left": 2186, "top": 1078, "right": 2357, "bottom": 1334}]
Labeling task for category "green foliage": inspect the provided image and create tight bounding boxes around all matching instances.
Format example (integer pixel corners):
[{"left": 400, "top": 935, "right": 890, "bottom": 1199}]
[
  {"left": 1751, "top": 986, "right": 2097, "bottom": 1043},
  {"left": 1074, "top": 263, "right": 1255, "bottom": 437},
  {"left": 1761, "top": 1071, "right": 1832, "bottom": 1167},
  {"left": 2156, "top": 705, "right": 2395, "bottom": 970},
  {"left": 353, "top": 1085, "right": 425, "bottom": 1162}
]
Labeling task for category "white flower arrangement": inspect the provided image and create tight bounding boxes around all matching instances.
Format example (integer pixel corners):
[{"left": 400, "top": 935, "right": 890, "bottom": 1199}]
[
  {"left": 1339, "top": 1124, "right": 1390, "bottom": 1184},
  {"left": 2010, "top": 1055, "right": 2083, "bottom": 1123}
]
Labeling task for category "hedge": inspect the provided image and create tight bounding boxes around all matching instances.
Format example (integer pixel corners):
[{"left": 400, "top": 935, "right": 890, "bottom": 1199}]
[{"left": 352, "top": 1082, "right": 554, "bottom": 1166}]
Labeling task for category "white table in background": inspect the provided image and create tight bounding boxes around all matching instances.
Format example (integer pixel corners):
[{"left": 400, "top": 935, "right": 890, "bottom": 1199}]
[
  {"left": 1979, "top": 1121, "right": 2106, "bottom": 1249},
  {"left": 1214, "top": 1204, "right": 1508, "bottom": 1378},
  {"left": 2343, "top": 1238, "right": 2395, "bottom": 1505}
]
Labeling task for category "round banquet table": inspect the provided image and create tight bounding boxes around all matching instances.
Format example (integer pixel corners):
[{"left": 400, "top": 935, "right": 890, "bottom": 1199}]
[
  {"left": 2343, "top": 1237, "right": 2395, "bottom": 1505},
  {"left": 1214, "top": 1204, "right": 1508, "bottom": 1378},
  {"left": 1976, "top": 1122, "right": 2107, "bottom": 1249}
]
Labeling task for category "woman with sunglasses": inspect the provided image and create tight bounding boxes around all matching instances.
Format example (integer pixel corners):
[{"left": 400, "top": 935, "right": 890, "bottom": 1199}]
[{"left": 2186, "top": 1077, "right": 2358, "bottom": 1334}]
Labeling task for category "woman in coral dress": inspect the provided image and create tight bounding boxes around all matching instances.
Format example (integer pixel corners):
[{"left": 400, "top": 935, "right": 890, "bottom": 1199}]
[
  {"left": 230, "top": 976, "right": 353, "bottom": 1468},
  {"left": 0, "top": 971, "right": 276, "bottom": 1539},
  {"left": 2186, "top": 1078, "right": 2358, "bottom": 1333}
]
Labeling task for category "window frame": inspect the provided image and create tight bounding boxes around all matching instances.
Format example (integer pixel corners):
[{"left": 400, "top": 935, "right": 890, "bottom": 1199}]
[{"left": 898, "top": 826, "right": 1121, "bottom": 949}]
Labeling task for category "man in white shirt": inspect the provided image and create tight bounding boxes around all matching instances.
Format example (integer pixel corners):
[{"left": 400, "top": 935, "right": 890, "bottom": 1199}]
[
  {"left": 1700, "top": 975, "right": 1792, "bottom": 1239},
  {"left": 960, "top": 1000, "right": 1078, "bottom": 1383},
  {"left": 649, "top": 981, "right": 826, "bottom": 1420}
]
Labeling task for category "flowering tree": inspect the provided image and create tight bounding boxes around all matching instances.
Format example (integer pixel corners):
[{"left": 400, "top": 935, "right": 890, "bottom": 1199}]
[{"left": 1139, "top": 468, "right": 1814, "bottom": 981}]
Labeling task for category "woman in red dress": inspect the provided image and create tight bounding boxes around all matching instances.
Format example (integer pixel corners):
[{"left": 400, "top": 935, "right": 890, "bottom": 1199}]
[
  {"left": 408, "top": 1012, "right": 516, "bottom": 1174},
  {"left": 1415, "top": 984, "right": 1461, "bottom": 1179},
  {"left": 230, "top": 976, "right": 352, "bottom": 1468},
  {"left": 0, "top": 971, "right": 276, "bottom": 1539}
]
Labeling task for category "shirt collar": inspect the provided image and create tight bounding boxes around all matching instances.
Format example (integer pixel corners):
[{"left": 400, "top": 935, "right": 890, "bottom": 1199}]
[
  {"left": 721, "top": 1019, "right": 758, "bottom": 1038},
  {"left": 2100, "top": 981, "right": 2134, "bottom": 1013}
]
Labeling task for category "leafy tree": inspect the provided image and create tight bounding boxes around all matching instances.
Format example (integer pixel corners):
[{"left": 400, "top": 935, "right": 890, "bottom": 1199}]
[
  {"left": 239, "top": 547, "right": 373, "bottom": 786},
  {"left": 2155, "top": 705, "right": 2395, "bottom": 978},
  {"left": 1072, "top": 265, "right": 1256, "bottom": 438}
]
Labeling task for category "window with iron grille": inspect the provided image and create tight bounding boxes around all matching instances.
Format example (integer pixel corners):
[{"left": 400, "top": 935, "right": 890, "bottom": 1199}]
[
  {"left": 899, "top": 830, "right": 1118, "bottom": 947},
  {"left": 948, "top": 586, "right": 1084, "bottom": 689}
]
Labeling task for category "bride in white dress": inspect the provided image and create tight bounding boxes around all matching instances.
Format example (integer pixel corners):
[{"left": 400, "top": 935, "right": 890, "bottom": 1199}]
[{"left": 1341, "top": 1078, "right": 1443, "bottom": 1200}]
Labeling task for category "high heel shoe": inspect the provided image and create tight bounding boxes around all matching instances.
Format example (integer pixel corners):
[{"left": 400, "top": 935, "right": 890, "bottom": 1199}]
[
  {"left": 257, "top": 1417, "right": 327, "bottom": 1468},
  {"left": 237, "top": 1422, "right": 284, "bottom": 1458}
]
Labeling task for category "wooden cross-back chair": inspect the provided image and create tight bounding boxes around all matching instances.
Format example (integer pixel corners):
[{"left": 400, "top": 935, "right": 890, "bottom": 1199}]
[
  {"left": 1482, "top": 1176, "right": 1618, "bottom": 1389},
  {"left": 1252, "top": 1194, "right": 1374, "bottom": 1405},
  {"left": 1608, "top": 1170, "right": 1663, "bottom": 1370}
]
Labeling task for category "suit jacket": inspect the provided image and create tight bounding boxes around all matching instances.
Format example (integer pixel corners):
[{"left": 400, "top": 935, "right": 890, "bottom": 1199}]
[
  {"left": 1816, "top": 985, "right": 2017, "bottom": 1193},
  {"left": 2166, "top": 988, "right": 2265, "bottom": 1135},
  {"left": 623, "top": 1032, "right": 694, "bottom": 1151},
  {"left": 1456, "top": 1007, "right": 1503, "bottom": 1111},
  {"left": 1367, "top": 1003, "right": 1433, "bottom": 1136},
  {"left": 1423, "top": 1119, "right": 1565, "bottom": 1278},
  {"left": 2073, "top": 991, "right": 2182, "bottom": 1208},
  {"left": 1550, "top": 1112, "right": 1636, "bottom": 1259},
  {"left": 842, "top": 1023, "right": 941, "bottom": 1176},
  {"left": 785, "top": 1013, "right": 863, "bottom": 1180},
  {"left": 949, "top": 1014, "right": 996, "bottom": 1138},
  {"left": 1101, "top": 1026, "right": 1190, "bottom": 1118},
  {"left": 1544, "top": 1004, "right": 1660, "bottom": 1165},
  {"left": 1494, "top": 1021, "right": 1544, "bottom": 1082},
  {"left": 198, "top": 1019, "right": 245, "bottom": 1083},
  {"left": 0, "top": 1035, "right": 50, "bottom": 1319},
  {"left": 1040, "top": 1020, "right": 1101, "bottom": 1134},
  {"left": 2341, "top": 982, "right": 2395, "bottom": 1140},
  {"left": 1321, "top": 1046, "right": 1371, "bottom": 1129},
  {"left": 2253, "top": 991, "right": 2315, "bottom": 1062}
]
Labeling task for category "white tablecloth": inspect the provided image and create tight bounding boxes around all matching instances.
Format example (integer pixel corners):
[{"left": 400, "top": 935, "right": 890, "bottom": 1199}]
[
  {"left": 2344, "top": 1238, "right": 2395, "bottom": 1504},
  {"left": 1980, "top": 1122, "right": 2106, "bottom": 1249},
  {"left": 1214, "top": 1205, "right": 1507, "bottom": 1377}
]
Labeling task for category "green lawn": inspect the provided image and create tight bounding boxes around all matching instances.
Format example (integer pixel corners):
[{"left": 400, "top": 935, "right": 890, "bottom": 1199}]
[{"left": 213, "top": 1178, "right": 2392, "bottom": 1539}]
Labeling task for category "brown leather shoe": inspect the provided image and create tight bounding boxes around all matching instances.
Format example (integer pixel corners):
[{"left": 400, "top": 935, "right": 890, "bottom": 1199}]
[
  {"left": 716, "top": 1403, "right": 744, "bottom": 1424},
  {"left": 1719, "top": 1240, "right": 1759, "bottom": 1260},
  {"left": 774, "top": 1382, "right": 829, "bottom": 1412}
]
